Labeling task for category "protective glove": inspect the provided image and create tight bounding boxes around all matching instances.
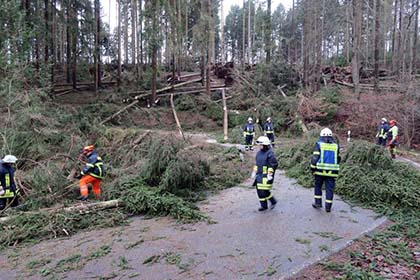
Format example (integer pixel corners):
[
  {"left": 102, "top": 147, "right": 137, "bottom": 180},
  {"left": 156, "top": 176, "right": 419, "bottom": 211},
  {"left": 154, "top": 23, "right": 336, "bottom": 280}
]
[
  {"left": 251, "top": 171, "right": 256, "bottom": 179},
  {"left": 0, "top": 189, "right": 5, "bottom": 196},
  {"left": 74, "top": 174, "right": 83, "bottom": 180},
  {"left": 267, "top": 173, "right": 273, "bottom": 181}
]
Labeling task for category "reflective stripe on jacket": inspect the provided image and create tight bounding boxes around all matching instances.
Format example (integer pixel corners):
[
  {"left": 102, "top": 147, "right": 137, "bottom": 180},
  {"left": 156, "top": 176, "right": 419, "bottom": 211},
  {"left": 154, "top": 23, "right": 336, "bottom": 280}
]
[
  {"left": 0, "top": 163, "right": 17, "bottom": 198},
  {"left": 243, "top": 123, "right": 255, "bottom": 136},
  {"left": 264, "top": 122, "right": 274, "bottom": 134},
  {"left": 254, "top": 148, "right": 278, "bottom": 190},
  {"left": 81, "top": 151, "right": 105, "bottom": 180},
  {"left": 310, "top": 139, "right": 340, "bottom": 178}
]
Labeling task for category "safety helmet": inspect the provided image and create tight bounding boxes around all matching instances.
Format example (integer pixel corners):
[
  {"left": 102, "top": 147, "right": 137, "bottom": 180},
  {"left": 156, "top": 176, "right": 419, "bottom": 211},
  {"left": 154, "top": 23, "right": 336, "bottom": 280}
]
[
  {"left": 248, "top": 117, "right": 253, "bottom": 122},
  {"left": 320, "top": 128, "right": 333, "bottom": 137},
  {"left": 389, "top": 120, "right": 396, "bottom": 126},
  {"left": 2, "top": 155, "right": 17, "bottom": 163},
  {"left": 255, "top": 136, "right": 271, "bottom": 146},
  {"left": 82, "top": 145, "right": 95, "bottom": 154},
  {"left": 267, "top": 117, "right": 272, "bottom": 121},
  {"left": 381, "top": 118, "right": 387, "bottom": 122}
]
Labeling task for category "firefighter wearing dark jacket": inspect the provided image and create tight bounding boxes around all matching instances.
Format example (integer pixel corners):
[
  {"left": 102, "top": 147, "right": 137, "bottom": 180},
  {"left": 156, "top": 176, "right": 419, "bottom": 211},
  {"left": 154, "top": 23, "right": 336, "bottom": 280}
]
[
  {"left": 78, "top": 145, "right": 105, "bottom": 200},
  {"left": 376, "top": 118, "right": 389, "bottom": 146},
  {"left": 310, "top": 128, "right": 340, "bottom": 212},
  {"left": 263, "top": 117, "right": 275, "bottom": 146},
  {"left": 0, "top": 155, "right": 19, "bottom": 210},
  {"left": 243, "top": 117, "right": 256, "bottom": 151},
  {"left": 252, "top": 136, "right": 278, "bottom": 211}
]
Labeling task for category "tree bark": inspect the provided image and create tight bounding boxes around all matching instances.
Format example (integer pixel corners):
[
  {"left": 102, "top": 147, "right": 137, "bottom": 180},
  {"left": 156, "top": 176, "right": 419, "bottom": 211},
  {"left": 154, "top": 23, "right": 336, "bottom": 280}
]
[
  {"left": 124, "top": 0, "right": 129, "bottom": 64},
  {"left": 242, "top": 0, "right": 246, "bottom": 65},
  {"left": 44, "top": 0, "right": 49, "bottom": 63},
  {"left": 374, "top": 0, "right": 381, "bottom": 93},
  {"left": 71, "top": 1, "right": 77, "bottom": 90},
  {"left": 352, "top": 0, "right": 362, "bottom": 95},
  {"left": 412, "top": 0, "right": 419, "bottom": 74},
  {"left": 265, "top": 0, "right": 272, "bottom": 64},
  {"left": 94, "top": 0, "right": 101, "bottom": 92},
  {"left": 117, "top": 0, "right": 122, "bottom": 91}
]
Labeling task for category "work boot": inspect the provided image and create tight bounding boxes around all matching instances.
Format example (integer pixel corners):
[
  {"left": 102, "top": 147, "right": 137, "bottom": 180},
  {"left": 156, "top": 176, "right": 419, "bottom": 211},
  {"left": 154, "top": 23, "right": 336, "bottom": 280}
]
[
  {"left": 258, "top": 207, "right": 268, "bottom": 211},
  {"left": 325, "top": 203, "right": 332, "bottom": 212},
  {"left": 269, "top": 197, "right": 277, "bottom": 209},
  {"left": 325, "top": 207, "right": 331, "bottom": 213},
  {"left": 312, "top": 203, "right": 322, "bottom": 209}
]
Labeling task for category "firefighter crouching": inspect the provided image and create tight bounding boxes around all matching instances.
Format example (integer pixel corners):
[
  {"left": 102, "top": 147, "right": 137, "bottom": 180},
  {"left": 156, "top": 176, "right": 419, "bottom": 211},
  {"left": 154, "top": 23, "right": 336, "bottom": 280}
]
[
  {"left": 310, "top": 128, "right": 340, "bottom": 213},
  {"left": 0, "top": 155, "right": 19, "bottom": 210},
  {"left": 77, "top": 145, "right": 105, "bottom": 201},
  {"left": 252, "top": 136, "right": 278, "bottom": 211}
]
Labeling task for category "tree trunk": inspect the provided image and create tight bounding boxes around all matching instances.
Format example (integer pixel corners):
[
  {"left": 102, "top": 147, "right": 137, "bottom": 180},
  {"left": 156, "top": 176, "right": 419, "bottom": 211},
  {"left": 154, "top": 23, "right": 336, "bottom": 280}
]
[
  {"left": 265, "top": 0, "right": 272, "bottom": 64},
  {"left": 346, "top": 0, "right": 350, "bottom": 63},
  {"left": 94, "top": 0, "right": 101, "bottom": 92},
  {"left": 352, "top": 0, "right": 362, "bottom": 95},
  {"left": 124, "top": 0, "right": 129, "bottom": 64},
  {"left": 66, "top": 0, "right": 70, "bottom": 82},
  {"left": 412, "top": 0, "right": 419, "bottom": 74},
  {"left": 131, "top": 0, "right": 137, "bottom": 66},
  {"left": 221, "top": 0, "right": 225, "bottom": 64},
  {"left": 374, "top": 0, "right": 381, "bottom": 93},
  {"left": 51, "top": 0, "right": 56, "bottom": 84},
  {"left": 71, "top": 1, "right": 77, "bottom": 90},
  {"left": 242, "top": 0, "right": 246, "bottom": 65},
  {"left": 248, "top": 0, "right": 252, "bottom": 64},
  {"left": 117, "top": 0, "right": 122, "bottom": 91},
  {"left": 365, "top": 0, "right": 370, "bottom": 66},
  {"left": 391, "top": 0, "right": 398, "bottom": 71},
  {"left": 290, "top": 0, "right": 295, "bottom": 62},
  {"left": 44, "top": 0, "right": 49, "bottom": 63}
]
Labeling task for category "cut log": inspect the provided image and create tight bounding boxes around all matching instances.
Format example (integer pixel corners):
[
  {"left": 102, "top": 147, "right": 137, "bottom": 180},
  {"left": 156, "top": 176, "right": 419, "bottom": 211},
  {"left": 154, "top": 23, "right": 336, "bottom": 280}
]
[
  {"left": 170, "top": 94, "right": 185, "bottom": 141},
  {"left": 132, "top": 130, "right": 151, "bottom": 146},
  {"left": 100, "top": 99, "right": 139, "bottom": 125},
  {"left": 0, "top": 199, "right": 123, "bottom": 223}
]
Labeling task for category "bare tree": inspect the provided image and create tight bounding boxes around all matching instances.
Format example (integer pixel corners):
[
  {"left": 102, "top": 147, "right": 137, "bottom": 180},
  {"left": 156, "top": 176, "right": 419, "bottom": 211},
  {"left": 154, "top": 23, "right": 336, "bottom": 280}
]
[{"left": 352, "top": 0, "right": 362, "bottom": 95}]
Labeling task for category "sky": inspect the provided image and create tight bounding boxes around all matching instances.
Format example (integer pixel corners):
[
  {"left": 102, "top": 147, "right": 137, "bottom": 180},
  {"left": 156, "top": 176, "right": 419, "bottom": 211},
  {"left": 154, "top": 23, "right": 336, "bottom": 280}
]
[{"left": 102, "top": 0, "right": 294, "bottom": 31}]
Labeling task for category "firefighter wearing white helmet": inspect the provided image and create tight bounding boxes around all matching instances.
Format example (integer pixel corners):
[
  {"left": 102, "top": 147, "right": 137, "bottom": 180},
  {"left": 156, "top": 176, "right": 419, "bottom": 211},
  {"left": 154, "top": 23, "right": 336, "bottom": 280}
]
[
  {"left": 251, "top": 136, "right": 278, "bottom": 211},
  {"left": 263, "top": 117, "right": 275, "bottom": 146},
  {"left": 243, "top": 117, "right": 255, "bottom": 151},
  {"left": 0, "top": 155, "right": 19, "bottom": 209},
  {"left": 309, "top": 128, "right": 340, "bottom": 212},
  {"left": 375, "top": 118, "right": 389, "bottom": 146}
]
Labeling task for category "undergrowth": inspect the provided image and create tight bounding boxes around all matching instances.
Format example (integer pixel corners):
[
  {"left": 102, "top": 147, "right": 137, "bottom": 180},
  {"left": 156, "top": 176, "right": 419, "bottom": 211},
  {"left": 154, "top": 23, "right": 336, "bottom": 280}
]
[{"left": 277, "top": 138, "right": 420, "bottom": 279}]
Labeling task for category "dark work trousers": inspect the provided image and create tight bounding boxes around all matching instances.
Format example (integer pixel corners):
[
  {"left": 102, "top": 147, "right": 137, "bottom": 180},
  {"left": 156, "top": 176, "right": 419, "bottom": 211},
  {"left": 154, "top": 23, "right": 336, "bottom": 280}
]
[
  {"left": 266, "top": 133, "right": 275, "bottom": 146},
  {"left": 245, "top": 135, "right": 254, "bottom": 150},
  {"left": 256, "top": 188, "right": 276, "bottom": 209},
  {"left": 314, "top": 175, "right": 336, "bottom": 210},
  {"left": 0, "top": 192, "right": 18, "bottom": 210},
  {"left": 377, "top": 137, "right": 386, "bottom": 146}
]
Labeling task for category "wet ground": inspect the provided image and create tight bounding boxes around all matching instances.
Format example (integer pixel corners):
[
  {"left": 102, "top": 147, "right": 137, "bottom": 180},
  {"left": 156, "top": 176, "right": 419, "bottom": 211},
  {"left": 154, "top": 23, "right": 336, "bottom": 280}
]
[{"left": 0, "top": 170, "right": 386, "bottom": 280}]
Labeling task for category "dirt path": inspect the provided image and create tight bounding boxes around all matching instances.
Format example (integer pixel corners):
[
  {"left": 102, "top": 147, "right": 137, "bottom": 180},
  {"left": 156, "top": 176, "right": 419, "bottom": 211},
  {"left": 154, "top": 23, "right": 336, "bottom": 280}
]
[{"left": 0, "top": 162, "right": 386, "bottom": 280}]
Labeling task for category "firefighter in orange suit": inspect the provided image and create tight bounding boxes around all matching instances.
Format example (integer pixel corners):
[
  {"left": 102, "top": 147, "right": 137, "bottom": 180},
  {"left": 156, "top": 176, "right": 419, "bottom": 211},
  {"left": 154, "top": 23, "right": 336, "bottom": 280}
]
[{"left": 77, "top": 145, "right": 105, "bottom": 200}]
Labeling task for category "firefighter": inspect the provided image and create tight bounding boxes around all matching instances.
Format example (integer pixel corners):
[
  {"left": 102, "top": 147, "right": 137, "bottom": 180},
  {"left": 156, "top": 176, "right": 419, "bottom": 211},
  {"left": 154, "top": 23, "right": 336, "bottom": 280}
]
[
  {"left": 263, "top": 117, "right": 275, "bottom": 146},
  {"left": 375, "top": 118, "right": 389, "bottom": 146},
  {"left": 387, "top": 120, "right": 399, "bottom": 159},
  {"left": 251, "top": 136, "right": 278, "bottom": 211},
  {"left": 243, "top": 117, "right": 255, "bottom": 151},
  {"left": 77, "top": 145, "right": 105, "bottom": 201},
  {"left": 0, "top": 155, "right": 19, "bottom": 210},
  {"left": 310, "top": 128, "right": 340, "bottom": 213}
]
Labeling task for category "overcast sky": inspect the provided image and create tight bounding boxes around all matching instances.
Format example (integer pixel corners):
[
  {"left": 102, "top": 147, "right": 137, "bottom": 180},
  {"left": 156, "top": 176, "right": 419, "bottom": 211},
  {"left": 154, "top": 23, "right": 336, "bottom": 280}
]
[{"left": 102, "top": 0, "right": 294, "bottom": 31}]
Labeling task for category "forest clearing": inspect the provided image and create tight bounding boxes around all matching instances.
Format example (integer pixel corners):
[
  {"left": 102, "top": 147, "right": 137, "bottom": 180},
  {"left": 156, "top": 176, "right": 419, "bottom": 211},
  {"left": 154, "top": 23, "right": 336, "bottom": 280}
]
[{"left": 0, "top": 0, "right": 419, "bottom": 279}]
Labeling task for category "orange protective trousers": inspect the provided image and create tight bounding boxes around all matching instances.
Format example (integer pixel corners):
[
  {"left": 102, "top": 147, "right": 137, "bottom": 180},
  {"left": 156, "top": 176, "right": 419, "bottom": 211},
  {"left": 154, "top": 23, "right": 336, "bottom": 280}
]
[{"left": 79, "top": 174, "right": 102, "bottom": 198}]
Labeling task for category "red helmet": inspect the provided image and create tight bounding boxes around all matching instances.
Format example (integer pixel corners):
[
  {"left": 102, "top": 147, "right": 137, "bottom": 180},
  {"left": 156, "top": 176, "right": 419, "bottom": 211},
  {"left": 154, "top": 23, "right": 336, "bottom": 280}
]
[
  {"left": 389, "top": 120, "right": 397, "bottom": 126},
  {"left": 82, "top": 145, "right": 94, "bottom": 154}
]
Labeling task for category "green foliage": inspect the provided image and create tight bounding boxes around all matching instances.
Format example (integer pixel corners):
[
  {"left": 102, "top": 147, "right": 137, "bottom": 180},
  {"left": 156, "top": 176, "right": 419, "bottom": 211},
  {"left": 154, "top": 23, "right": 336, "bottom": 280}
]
[
  {"left": 253, "top": 62, "right": 300, "bottom": 94},
  {"left": 315, "top": 87, "right": 341, "bottom": 125},
  {"left": 115, "top": 182, "right": 205, "bottom": 222},
  {"left": 0, "top": 210, "right": 126, "bottom": 249}
]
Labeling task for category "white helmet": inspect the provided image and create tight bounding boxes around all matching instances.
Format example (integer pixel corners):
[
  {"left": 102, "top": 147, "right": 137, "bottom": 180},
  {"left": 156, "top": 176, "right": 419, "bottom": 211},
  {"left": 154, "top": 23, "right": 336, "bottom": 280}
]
[
  {"left": 2, "top": 155, "right": 17, "bottom": 163},
  {"left": 320, "top": 128, "right": 333, "bottom": 137},
  {"left": 248, "top": 117, "right": 253, "bottom": 122},
  {"left": 256, "top": 136, "right": 271, "bottom": 145},
  {"left": 267, "top": 117, "right": 271, "bottom": 121},
  {"left": 381, "top": 118, "right": 387, "bottom": 122}
]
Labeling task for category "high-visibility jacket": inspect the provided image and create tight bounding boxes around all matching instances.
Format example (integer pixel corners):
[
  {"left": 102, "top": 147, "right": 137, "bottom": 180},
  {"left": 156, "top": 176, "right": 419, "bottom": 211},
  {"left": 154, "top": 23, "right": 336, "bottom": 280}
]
[
  {"left": 310, "top": 137, "right": 340, "bottom": 178},
  {"left": 243, "top": 123, "right": 255, "bottom": 136},
  {"left": 376, "top": 123, "right": 389, "bottom": 139},
  {"left": 253, "top": 148, "right": 278, "bottom": 190},
  {"left": 81, "top": 151, "right": 105, "bottom": 180},
  {"left": 0, "top": 163, "right": 17, "bottom": 198},
  {"left": 388, "top": 126, "right": 398, "bottom": 143},
  {"left": 264, "top": 122, "right": 274, "bottom": 134}
]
